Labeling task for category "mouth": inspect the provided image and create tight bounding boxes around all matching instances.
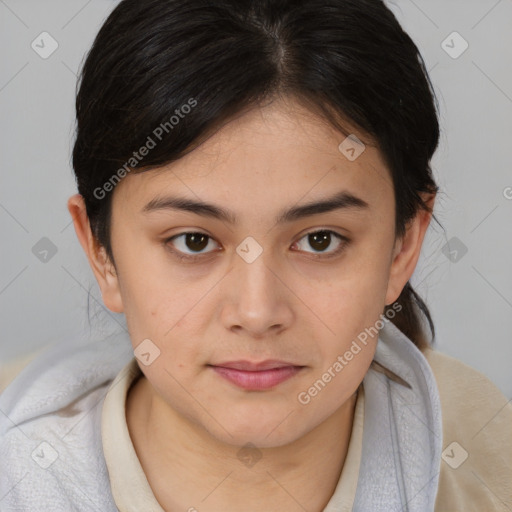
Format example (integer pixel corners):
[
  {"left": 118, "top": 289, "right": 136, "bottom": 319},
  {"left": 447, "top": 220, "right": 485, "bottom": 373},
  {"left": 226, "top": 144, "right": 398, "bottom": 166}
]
[{"left": 207, "top": 360, "right": 305, "bottom": 390}]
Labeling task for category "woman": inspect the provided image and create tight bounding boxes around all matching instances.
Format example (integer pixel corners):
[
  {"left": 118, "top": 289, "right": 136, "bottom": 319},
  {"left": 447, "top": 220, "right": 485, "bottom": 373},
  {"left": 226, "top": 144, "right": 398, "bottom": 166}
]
[{"left": 1, "top": 0, "right": 510, "bottom": 510}]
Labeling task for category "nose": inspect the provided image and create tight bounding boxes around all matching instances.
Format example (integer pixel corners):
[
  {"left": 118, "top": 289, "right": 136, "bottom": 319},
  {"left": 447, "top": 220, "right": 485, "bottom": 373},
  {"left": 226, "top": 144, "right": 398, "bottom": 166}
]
[{"left": 219, "top": 247, "right": 294, "bottom": 338}]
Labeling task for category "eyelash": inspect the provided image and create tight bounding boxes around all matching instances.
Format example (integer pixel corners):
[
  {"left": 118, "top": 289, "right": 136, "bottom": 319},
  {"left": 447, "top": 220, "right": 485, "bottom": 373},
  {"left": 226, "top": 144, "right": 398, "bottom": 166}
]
[{"left": 164, "top": 230, "right": 350, "bottom": 262}]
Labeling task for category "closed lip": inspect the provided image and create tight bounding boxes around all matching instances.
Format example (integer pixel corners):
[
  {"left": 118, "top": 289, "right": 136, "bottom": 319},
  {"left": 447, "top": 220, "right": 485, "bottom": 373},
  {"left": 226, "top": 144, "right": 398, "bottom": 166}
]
[{"left": 209, "top": 360, "right": 303, "bottom": 371}]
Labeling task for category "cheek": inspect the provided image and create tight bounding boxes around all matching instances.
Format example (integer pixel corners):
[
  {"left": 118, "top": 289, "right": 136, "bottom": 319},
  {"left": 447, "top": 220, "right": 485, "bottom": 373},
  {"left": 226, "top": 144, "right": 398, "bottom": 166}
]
[
  {"left": 310, "top": 262, "right": 390, "bottom": 336},
  {"left": 114, "top": 245, "right": 196, "bottom": 336},
  {"left": 126, "top": 294, "right": 202, "bottom": 362},
  {"left": 299, "top": 256, "right": 391, "bottom": 376}
]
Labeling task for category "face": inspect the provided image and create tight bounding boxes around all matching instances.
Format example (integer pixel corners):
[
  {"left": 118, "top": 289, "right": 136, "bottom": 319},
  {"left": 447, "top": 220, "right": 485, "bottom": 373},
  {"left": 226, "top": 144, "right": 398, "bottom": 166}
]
[{"left": 71, "top": 96, "right": 430, "bottom": 448}]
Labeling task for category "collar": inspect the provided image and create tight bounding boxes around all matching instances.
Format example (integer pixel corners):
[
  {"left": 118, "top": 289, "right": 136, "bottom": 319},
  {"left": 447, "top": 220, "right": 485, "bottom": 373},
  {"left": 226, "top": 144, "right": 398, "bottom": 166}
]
[{"left": 352, "top": 319, "right": 443, "bottom": 511}]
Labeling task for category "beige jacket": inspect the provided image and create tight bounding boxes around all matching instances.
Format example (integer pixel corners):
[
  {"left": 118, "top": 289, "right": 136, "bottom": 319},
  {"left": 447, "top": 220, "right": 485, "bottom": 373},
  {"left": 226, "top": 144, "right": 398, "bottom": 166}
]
[{"left": 423, "top": 349, "right": 512, "bottom": 511}]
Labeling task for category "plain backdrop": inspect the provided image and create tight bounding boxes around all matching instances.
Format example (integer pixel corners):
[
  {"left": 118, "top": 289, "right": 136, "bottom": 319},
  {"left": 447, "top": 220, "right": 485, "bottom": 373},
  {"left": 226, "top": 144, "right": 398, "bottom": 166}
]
[{"left": 0, "top": 0, "right": 511, "bottom": 397}]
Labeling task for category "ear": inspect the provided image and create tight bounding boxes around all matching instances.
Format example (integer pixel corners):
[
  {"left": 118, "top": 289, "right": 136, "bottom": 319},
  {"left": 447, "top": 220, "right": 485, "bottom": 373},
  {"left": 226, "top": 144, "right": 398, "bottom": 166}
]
[
  {"left": 67, "top": 194, "right": 124, "bottom": 313},
  {"left": 385, "top": 193, "right": 436, "bottom": 306}
]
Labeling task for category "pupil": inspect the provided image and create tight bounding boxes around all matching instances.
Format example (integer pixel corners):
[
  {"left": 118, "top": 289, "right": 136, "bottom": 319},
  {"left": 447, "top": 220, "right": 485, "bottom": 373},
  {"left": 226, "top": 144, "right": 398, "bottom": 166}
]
[
  {"left": 186, "top": 233, "right": 208, "bottom": 252},
  {"left": 310, "top": 231, "right": 330, "bottom": 251}
]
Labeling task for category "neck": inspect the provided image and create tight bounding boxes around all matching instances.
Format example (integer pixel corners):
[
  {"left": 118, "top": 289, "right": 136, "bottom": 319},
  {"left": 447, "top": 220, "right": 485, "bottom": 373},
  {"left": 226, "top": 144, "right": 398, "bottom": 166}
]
[{"left": 126, "top": 375, "right": 358, "bottom": 512}]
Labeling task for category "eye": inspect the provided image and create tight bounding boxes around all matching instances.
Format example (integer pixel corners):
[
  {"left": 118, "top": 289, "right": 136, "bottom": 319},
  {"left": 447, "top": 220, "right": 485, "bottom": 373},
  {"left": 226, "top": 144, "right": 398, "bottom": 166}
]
[
  {"left": 292, "top": 230, "right": 350, "bottom": 259},
  {"left": 165, "top": 232, "right": 220, "bottom": 260},
  {"left": 164, "top": 229, "right": 350, "bottom": 262}
]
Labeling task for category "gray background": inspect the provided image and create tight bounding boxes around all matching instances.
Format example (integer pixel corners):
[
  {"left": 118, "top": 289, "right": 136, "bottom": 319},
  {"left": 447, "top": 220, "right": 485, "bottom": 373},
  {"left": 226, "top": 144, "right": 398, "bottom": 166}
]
[{"left": 1, "top": 0, "right": 511, "bottom": 397}]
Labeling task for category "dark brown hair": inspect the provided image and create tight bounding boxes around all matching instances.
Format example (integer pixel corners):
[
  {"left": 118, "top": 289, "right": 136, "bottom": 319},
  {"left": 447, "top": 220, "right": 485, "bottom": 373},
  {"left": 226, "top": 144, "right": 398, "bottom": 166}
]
[{"left": 72, "top": 0, "right": 441, "bottom": 350}]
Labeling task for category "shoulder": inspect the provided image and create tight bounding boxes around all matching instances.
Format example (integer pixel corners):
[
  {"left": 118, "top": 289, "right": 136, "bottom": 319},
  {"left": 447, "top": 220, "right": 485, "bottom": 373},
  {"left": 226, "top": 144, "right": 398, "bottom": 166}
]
[
  {"left": 0, "top": 331, "right": 134, "bottom": 511},
  {"left": 0, "top": 350, "right": 43, "bottom": 393},
  {"left": 0, "top": 382, "right": 116, "bottom": 511},
  {"left": 422, "top": 349, "right": 512, "bottom": 511}
]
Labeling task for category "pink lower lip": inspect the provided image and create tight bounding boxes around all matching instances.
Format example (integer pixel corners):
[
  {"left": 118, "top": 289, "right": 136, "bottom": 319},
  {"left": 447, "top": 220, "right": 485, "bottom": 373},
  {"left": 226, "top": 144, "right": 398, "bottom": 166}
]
[{"left": 211, "top": 365, "right": 303, "bottom": 390}]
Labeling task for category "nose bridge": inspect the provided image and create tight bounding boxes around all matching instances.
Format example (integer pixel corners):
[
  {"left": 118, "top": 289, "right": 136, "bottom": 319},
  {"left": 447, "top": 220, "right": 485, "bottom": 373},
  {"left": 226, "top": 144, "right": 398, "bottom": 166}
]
[
  {"left": 222, "top": 236, "right": 291, "bottom": 334},
  {"left": 234, "top": 236, "right": 276, "bottom": 300}
]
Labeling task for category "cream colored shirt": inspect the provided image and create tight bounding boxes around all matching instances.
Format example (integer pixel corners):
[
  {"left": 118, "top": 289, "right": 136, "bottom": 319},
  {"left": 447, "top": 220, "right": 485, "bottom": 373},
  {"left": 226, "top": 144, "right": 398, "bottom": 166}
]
[
  {"left": 101, "top": 358, "right": 365, "bottom": 512},
  {"left": 101, "top": 352, "right": 512, "bottom": 511}
]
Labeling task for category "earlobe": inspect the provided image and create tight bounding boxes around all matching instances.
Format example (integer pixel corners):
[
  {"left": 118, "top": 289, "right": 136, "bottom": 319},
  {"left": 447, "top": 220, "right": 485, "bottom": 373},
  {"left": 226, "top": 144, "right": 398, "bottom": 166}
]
[
  {"left": 66, "top": 194, "right": 124, "bottom": 313},
  {"left": 385, "top": 194, "right": 435, "bottom": 306}
]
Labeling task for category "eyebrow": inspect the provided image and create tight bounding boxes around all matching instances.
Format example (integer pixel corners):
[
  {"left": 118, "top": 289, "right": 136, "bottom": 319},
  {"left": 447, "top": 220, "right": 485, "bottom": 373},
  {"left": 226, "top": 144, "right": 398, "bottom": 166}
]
[{"left": 141, "top": 190, "right": 370, "bottom": 224}]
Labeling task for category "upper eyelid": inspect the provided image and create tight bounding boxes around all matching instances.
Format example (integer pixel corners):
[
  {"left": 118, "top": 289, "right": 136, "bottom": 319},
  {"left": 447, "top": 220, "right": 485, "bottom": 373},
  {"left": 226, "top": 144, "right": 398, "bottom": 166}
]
[{"left": 168, "top": 228, "right": 345, "bottom": 241}]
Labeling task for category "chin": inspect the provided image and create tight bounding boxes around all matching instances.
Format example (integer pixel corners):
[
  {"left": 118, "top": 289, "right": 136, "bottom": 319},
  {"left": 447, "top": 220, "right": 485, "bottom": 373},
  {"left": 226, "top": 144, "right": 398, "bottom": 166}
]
[{"left": 204, "top": 415, "right": 308, "bottom": 450}]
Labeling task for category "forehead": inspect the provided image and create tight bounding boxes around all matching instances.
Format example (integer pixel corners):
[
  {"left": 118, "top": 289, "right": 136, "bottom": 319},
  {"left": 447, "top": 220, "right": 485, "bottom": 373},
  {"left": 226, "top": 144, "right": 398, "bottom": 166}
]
[{"left": 112, "top": 98, "right": 394, "bottom": 217}]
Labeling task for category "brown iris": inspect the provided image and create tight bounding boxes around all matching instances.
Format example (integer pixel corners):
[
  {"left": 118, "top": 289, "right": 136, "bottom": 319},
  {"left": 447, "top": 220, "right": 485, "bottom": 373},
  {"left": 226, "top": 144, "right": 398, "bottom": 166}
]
[
  {"left": 184, "top": 233, "right": 209, "bottom": 252},
  {"left": 307, "top": 231, "right": 332, "bottom": 252}
]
